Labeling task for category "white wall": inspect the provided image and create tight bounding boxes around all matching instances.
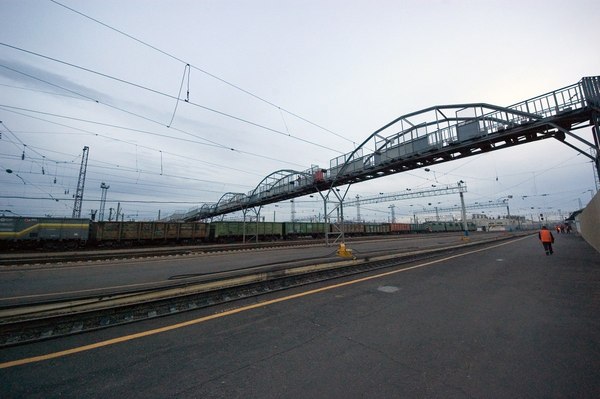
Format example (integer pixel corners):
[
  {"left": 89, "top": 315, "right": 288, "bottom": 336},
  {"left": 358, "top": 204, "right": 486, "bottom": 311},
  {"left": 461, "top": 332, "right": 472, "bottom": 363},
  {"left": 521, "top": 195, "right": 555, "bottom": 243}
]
[{"left": 577, "top": 191, "right": 600, "bottom": 253}]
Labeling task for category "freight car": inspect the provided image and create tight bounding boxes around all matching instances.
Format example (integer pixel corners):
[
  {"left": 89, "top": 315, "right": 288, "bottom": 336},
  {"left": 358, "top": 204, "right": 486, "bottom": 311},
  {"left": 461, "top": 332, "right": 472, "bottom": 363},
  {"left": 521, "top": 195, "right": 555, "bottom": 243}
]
[
  {"left": 89, "top": 221, "right": 209, "bottom": 247},
  {"left": 389, "top": 223, "right": 412, "bottom": 234},
  {"left": 209, "top": 221, "right": 283, "bottom": 242},
  {"left": 283, "top": 222, "right": 328, "bottom": 239},
  {"left": 420, "top": 221, "right": 477, "bottom": 233},
  {"left": 364, "top": 223, "right": 391, "bottom": 235},
  {"left": 0, "top": 216, "right": 89, "bottom": 250},
  {"left": 0, "top": 217, "right": 479, "bottom": 251},
  {"left": 330, "top": 222, "right": 365, "bottom": 235}
]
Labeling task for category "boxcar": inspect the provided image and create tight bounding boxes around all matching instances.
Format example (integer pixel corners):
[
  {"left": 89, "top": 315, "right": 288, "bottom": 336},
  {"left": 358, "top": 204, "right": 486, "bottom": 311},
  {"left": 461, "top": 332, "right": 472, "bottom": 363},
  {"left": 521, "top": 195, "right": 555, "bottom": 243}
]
[{"left": 0, "top": 216, "right": 89, "bottom": 249}]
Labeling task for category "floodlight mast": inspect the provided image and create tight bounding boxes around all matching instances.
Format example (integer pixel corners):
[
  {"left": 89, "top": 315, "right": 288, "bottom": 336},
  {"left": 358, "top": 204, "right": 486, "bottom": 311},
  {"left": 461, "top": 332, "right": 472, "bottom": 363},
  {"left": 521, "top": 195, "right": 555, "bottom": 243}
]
[
  {"left": 458, "top": 180, "right": 469, "bottom": 238},
  {"left": 72, "top": 146, "right": 89, "bottom": 218}
]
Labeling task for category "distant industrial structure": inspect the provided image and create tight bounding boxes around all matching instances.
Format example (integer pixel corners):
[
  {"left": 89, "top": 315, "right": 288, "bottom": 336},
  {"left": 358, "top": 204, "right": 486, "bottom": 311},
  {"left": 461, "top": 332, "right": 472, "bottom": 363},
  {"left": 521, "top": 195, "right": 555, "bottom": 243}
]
[{"left": 71, "top": 146, "right": 89, "bottom": 218}]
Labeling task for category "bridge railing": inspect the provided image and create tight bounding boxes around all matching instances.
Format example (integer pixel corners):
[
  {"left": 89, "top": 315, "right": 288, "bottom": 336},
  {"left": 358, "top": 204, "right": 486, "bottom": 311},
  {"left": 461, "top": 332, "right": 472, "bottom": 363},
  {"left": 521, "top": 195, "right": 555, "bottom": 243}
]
[
  {"left": 361, "top": 78, "right": 596, "bottom": 169},
  {"left": 178, "top": 76, "right": 599, "bottom": 221}
]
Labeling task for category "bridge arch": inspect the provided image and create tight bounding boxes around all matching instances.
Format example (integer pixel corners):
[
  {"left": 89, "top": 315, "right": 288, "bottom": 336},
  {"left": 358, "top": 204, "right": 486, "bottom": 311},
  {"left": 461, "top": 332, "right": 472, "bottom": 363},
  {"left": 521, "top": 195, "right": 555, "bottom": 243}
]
[
  {"left": 180, "top": 76, "right": 599, "bottom": 222},
  {"left": 247, "top": 169, "right": 316, "bottom": 201},
  {"left": 330, "top": 103, "right": 542, "bottom": 188}
]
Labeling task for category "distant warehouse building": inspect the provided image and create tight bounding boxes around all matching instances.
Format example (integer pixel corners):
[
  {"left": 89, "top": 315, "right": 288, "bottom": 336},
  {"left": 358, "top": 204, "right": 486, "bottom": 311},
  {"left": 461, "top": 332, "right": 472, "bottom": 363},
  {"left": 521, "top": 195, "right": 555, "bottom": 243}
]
[{"left": 471, "top": 214, "right": 525, "bottom": 231}]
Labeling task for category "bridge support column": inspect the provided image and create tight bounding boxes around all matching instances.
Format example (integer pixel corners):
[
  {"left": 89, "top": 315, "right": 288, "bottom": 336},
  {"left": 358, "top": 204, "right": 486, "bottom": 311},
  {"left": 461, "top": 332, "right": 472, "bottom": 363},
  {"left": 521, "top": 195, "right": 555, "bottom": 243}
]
[
  {"left": 242, "top": 206, "right": 262, "bottom": 243},
  {"left": 319, "top": 185, "right": 351, "bottom": 246},
  {"left": 592, "top": 112, "right": 600, "bottom": 192}
]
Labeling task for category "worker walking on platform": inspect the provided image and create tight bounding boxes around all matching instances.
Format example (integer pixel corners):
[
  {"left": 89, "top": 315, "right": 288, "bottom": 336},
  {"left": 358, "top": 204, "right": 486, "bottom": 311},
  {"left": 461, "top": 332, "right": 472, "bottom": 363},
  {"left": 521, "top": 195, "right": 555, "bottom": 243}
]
[{"left": 538, "top": 226, "right": 555, "bottom": 255}]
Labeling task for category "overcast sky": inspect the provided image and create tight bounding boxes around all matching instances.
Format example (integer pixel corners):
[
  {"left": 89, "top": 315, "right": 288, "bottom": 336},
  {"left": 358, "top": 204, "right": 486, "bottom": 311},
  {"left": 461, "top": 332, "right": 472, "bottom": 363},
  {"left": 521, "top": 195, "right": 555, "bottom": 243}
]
[{"left": 1, "top": 0, "right": 598, "bottom": 223}]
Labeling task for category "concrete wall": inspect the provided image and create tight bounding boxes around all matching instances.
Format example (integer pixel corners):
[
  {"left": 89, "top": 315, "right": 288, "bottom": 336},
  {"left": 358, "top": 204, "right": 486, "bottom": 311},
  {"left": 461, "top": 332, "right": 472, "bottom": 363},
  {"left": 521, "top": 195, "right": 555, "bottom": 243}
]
[{"left": 578, "top": 191, "right": 600, "bottom": 253}]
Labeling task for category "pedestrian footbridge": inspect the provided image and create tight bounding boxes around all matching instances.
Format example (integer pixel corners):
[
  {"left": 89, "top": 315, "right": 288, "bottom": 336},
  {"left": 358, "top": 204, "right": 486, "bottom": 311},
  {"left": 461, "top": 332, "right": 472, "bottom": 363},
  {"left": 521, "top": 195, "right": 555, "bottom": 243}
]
[{"left": 180, "top": 76, "right": 600, "bottom": 222}]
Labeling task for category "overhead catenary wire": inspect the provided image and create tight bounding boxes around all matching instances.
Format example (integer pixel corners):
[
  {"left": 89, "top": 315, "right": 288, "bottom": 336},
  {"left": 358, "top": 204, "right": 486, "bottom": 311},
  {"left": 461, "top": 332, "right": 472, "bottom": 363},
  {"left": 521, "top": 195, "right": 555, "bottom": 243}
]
[
  {"left": 167, "top": 64, "right": 190, "bottom": 128},
  {"left": 48, "top": 0, "right": 354, "bottom": 146},
  {"left": 3, "top": 0, "right": 592, "bottom": 219},
  {"left": 0, "top": 62, "right": 228, "bottom": 150},
  {"left": 0, "top": 129, "right": 262, "bottom": 189},
  {"left": 0, "top": 108, "right": 295, "bottom": 184},
  {"left": 0, "top": 104, "right": 309, "bottom": 169},
  {"left": 0, "top": 44, "right": 342, "bottom": 154},
  {"left": 0, "top": 121, "right": 62, "bottom": 188}
]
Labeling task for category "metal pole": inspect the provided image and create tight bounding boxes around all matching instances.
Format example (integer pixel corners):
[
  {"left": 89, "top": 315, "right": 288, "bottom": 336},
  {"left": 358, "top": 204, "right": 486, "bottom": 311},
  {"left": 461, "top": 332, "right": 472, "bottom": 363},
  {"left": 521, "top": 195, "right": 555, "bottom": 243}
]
[
  {"left": 99, "top": 182, "right": 109, "bottom": 221},
  {"left": 458, "top": 181, "right": 469, "bottom": 238}
]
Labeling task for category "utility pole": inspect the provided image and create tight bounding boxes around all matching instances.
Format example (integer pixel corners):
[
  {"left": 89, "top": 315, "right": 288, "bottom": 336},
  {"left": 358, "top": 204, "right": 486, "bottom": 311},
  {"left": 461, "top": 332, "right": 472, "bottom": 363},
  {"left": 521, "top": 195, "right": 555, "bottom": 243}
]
[
  {"left": 72, "top": 146, "right": 89, "bottom": 218},
  {"left": 290, "top": 199, "right": 296, "bottom": 222},
  {"left": 355, "top": 195, "right": 361, "bottom": 222},
  {"left": 458, "top": 180, "right": 469, "bottom": 239},
  {"left": 99, "top": 182, "right": 110, "bottom": 221},
  {"left": 388, "top": 204, "right": 396, "bottom": 223}
]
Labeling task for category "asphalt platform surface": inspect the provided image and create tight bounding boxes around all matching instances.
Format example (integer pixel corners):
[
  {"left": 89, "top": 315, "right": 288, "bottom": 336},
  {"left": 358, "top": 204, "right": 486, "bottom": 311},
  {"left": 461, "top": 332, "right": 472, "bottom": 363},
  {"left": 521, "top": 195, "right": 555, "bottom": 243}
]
[{"left": 1, "top": 233, "right": 599, "bottom": 398}]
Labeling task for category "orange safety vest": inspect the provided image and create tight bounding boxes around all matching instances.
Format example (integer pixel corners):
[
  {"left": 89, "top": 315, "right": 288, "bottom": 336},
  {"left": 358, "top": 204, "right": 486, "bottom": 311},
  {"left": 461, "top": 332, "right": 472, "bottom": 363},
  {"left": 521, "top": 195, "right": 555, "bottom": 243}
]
[{"left": 539, "top": 229, "right": 553, "bottom": 243}]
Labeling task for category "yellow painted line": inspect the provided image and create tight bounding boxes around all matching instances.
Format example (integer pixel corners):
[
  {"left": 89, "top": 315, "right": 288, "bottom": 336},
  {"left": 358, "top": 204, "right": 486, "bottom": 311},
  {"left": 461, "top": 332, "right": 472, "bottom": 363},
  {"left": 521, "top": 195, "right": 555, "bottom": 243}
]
[{"left": 0, "top": 236, "right": 527, "bottom": 369}]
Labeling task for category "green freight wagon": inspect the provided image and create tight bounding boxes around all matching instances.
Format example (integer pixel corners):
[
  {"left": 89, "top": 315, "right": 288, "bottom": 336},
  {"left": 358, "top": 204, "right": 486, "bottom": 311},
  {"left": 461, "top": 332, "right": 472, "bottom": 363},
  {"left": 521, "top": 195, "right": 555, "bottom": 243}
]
[
  {"left": 283, "top": 222, "right": 328, "bottom": 238},
  {"left": 91, "top": 221, "right": 210, "bottom": 245},
  {"left": 178, "top": 222, "right": 209, "bottom": 241},
  {"left": 210, "top": 221, "right": 283, "bottom": 241}
]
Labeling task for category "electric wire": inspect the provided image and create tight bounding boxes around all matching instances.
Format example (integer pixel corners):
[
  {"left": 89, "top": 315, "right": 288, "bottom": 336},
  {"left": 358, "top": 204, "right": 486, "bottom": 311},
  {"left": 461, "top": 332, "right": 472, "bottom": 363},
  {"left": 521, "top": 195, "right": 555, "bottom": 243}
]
[
  {"left": 167, "top": 64, "right": 190, "bottom": 127},
  {"left": 48, "top": 0, "right": 354, "bottom": 146},
  {"left": 0, "top": 105, "right": 308, "bottom": 169},
  {"left": 0, "top": 43, "right": 342, "bottom": 153}
]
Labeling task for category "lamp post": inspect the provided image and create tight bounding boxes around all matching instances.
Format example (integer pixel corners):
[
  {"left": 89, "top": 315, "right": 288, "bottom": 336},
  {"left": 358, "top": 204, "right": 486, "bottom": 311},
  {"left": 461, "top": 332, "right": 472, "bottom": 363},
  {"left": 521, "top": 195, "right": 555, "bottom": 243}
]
[
  {"left": 5, "top": 168, "right": 26, "bottom": 184},
  {"left": 497, "top": 195, "right": 513, "bottom": 230},
  {"left": 424, "top": 167, "right": 438, "bottom": 182},
  {"left": 458, "top": 180, "right": 469, "bottom": 238},
  {"left": 99, "top": 182, "right": 110, "bottom": 221},
  {"left": 410, "top": 204, "right": 427, "bottom": 224}
]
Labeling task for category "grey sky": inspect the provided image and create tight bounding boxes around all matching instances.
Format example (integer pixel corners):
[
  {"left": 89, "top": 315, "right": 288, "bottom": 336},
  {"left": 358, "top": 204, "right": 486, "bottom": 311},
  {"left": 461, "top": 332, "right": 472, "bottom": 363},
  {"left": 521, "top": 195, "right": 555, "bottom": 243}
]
[{"left": 0, "top": 0, "right": 598, "bottom": 222}]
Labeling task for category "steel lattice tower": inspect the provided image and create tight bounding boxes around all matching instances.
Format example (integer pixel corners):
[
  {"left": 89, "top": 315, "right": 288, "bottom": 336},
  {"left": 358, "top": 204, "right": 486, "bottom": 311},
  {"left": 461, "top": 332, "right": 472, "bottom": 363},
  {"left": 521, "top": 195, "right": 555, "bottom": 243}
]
[
  {"left": 72, "top": 146, "right": 89, "bottom": 218},
  {"left": 99, "top": 182, "right": 110, "bottom": 221}
]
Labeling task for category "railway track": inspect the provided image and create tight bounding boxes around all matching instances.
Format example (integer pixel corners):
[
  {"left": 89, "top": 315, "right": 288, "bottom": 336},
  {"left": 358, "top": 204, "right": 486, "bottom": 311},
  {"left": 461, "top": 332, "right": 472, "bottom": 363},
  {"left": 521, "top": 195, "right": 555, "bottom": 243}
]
[
  {"left": 0, "top": 239, "right": 329, "bottom": 266},
  {"left": 0, "top": 233, "right": 523, "bottom": 347},
  {"left": 0, "top": 233, "right": 461, "bottom": 266}
]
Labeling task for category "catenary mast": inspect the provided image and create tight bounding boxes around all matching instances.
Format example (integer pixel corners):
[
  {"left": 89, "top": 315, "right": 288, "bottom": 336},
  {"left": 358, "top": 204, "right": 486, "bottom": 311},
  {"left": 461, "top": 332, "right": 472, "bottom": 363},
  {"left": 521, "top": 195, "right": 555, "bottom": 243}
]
[{"left": 72, "top": 146, "right": 89, "bottom": 218}]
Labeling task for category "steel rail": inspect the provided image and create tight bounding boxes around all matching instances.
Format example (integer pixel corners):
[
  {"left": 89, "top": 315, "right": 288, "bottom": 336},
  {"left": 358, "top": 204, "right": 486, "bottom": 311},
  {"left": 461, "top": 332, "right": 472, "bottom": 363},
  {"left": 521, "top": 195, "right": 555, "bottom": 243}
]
[{"left": 0, "top": 233, "right": 527, "bottom": 347}]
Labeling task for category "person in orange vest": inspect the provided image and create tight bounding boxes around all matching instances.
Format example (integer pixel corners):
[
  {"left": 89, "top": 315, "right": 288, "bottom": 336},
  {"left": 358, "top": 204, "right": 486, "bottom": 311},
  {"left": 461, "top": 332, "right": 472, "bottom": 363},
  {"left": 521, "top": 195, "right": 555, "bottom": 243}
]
[{"left": 538, "top": 225, "right": 555, "bottom": 255}]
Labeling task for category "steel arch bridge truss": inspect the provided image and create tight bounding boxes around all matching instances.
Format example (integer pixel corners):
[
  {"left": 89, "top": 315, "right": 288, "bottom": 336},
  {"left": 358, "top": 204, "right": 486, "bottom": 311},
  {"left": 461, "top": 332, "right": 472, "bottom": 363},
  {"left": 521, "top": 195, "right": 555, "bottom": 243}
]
[{"left": 179, "top": 76, "right": 600, "bottom": 242}]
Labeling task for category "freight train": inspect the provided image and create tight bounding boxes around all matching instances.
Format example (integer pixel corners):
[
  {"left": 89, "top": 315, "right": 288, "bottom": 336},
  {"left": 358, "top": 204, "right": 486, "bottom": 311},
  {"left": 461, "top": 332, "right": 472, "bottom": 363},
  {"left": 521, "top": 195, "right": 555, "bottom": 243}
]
[{"left": 0, "top": 216, "right": 476, "bottom": 250}]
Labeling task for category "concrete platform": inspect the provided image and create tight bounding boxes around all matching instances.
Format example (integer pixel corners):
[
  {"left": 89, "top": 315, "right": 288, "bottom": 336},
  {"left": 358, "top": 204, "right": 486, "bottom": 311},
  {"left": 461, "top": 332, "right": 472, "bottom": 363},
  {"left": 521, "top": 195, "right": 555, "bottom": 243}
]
[{"left": 1, "top": 233, "right": 598, "bottom": 398}]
